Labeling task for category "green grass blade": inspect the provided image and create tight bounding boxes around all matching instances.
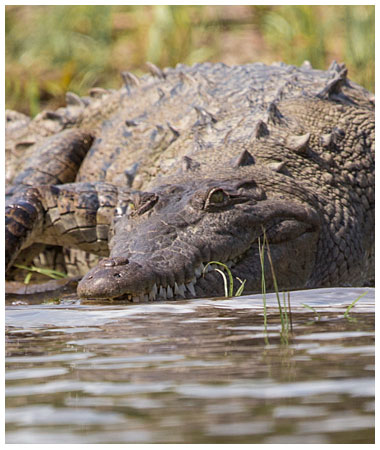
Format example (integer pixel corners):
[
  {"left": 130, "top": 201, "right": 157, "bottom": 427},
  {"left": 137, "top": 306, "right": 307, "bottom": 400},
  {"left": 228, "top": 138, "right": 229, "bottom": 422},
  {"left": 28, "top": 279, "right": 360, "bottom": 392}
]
[
  {"left": 344, "top": 291, "right": 368, "bottom": 318},
  {"left": 213, "top": 268, "right": 229, "bottom": 298},
  {"left": 283, "top": 291, "right": 289, "bottom": 332},
  {"left": 235, "top": 277, "right": 246, "bottom": 297},
  {"left": 262, "top": 230, "right": 285, "bottom": 332},
  {"left": 24, "top": 272, "right": 33, "bottom": 285},
  {"left": 204, "top": 261, "right": 234, "bottom": 297},
  {"left": 258, "top": 237, "right": 269, "bottom": 345},
  {"left": 287, "top": 291, "right": 293, "bottom": 332},
  {"left": 14, "top": 264, "right": 67, "bottom": 280}
]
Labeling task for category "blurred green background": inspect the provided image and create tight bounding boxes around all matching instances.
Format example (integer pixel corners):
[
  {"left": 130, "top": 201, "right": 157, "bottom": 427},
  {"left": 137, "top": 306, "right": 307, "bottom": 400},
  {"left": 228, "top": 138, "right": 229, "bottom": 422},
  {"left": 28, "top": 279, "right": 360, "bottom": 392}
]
[{"left": 5, "top": 5, "right": 374, "bottom": 116}]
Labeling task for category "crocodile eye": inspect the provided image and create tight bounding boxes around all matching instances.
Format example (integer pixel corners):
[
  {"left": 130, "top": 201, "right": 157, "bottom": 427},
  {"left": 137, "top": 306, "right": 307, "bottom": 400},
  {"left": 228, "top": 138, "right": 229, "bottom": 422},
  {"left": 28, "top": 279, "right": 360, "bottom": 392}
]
[
  {"left": 205, "top": 188, "right": 229, "bottom": 209},
  {"left": 209, "top": 189, "right": 226, "bottom": 203}
]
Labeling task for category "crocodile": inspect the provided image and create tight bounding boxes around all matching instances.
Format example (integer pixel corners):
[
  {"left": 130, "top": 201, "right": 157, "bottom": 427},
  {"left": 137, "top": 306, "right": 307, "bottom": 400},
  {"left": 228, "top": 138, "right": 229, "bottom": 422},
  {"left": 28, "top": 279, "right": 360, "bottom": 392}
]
[{"left": 5, "top": 61, "right": 374, "bottom": 302}]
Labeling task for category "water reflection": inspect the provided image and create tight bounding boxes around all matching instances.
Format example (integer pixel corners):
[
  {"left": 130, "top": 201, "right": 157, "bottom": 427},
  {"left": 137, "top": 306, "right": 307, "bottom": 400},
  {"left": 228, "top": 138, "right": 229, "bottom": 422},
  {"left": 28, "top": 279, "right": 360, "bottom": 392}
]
[{"left": 5, "top": 288, "right": 374, "bottom": 444}]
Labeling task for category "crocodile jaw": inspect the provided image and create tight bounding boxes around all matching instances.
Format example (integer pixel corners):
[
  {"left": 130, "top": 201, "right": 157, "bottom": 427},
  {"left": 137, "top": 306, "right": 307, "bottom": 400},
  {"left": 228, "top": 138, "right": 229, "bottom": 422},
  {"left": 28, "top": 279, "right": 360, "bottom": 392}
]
[{"left": 77, "top": 220, "right": 319, "bottom": 302}]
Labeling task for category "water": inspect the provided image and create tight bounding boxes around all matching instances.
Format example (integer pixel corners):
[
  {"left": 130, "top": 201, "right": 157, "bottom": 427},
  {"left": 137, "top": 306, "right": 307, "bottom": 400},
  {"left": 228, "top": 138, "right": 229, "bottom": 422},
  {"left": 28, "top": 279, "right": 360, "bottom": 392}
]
[{"left": 5, "top": 287, "right": 374, "bottom": 444}]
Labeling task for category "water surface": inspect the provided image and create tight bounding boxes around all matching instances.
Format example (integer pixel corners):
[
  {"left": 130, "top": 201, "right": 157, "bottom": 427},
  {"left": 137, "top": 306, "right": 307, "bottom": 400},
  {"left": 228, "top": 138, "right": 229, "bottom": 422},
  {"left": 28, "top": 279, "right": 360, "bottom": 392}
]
[{"left": 5, "top": 287, "right": 374, "bottom": 444}]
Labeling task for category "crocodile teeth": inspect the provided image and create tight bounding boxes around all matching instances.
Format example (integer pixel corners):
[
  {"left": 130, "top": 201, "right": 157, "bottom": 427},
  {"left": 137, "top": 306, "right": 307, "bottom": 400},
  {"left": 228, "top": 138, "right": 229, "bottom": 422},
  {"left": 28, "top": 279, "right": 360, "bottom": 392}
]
[
  {"left": 177, "top": 283, "right": 186, "bottom": 297},
  {"left": 166, "top": 285, "right": 173, "bottom": 299},
  {"left": 159, "top": 285, "right": 167, "bottom": 300},
  {"left": 186, "top": 282, "right": 196, "bottom": 297},
  {"left": 125, "top": 259, "right": 239, "bottom": 303},
  {"left": 194, "top": 266, "right": 202, "bottom": 278},
  {"left": 149, "top": 284, "right": 158, "bottom": 300}
]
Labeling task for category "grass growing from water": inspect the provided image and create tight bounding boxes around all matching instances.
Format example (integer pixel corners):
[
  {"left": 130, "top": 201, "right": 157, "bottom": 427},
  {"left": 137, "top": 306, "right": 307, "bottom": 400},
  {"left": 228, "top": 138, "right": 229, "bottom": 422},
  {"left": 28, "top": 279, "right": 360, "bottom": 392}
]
[
  {"left": 258, "top": 237, "right": 269, "bottom": 345},
  {"left": 205, "top": 232, "right": 293, "bottom": 345},
  {"left": 302, "top": 290, "right": 368, "bottom": 323},
  {"left": 344, "top": 291, "right": 368, "bottom": 321},
  {"left": 259, "top": 229, "right": 292, "bottom": 345},
  {"left": 204, "top": 238, "right": 369, "bottom": 345}
]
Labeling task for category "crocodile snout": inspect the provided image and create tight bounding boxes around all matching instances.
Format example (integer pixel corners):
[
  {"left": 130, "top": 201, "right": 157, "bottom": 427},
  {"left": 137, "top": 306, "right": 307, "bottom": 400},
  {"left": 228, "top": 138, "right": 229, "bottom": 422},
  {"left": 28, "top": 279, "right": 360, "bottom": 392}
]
[{"left": 77, "top": 258, "right": 154, "bottom": 300}]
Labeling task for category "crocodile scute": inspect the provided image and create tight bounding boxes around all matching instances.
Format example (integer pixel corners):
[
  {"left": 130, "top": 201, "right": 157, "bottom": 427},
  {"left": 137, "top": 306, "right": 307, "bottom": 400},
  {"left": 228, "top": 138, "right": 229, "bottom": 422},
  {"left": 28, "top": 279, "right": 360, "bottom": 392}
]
[{"left": 5, "top": 61, "right": 374, "bottom": 302}]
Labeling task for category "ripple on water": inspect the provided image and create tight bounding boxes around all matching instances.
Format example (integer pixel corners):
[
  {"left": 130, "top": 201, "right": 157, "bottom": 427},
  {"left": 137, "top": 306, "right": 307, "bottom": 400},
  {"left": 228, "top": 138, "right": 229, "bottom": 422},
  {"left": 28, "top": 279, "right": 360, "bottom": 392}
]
[
  {"left": 6, "top": 405, "right": 126, "bottom": 426},
  {"left": 296, "top": 413, "right": 375, "bottom": 434},
  {"left": 5, "top": 287, "right": 374, "bottom": 444},
  {"left": 306, "top": 345, "right": 374, "bottom": 356},
  {"left": 5, "top": 367, "right": 68, "bottom": 381},
  {"left": 294, "top": 331, "right": 375, "bottom": 340},
  {"left": 6, "top": 352, "right": 95, "bottom": 364},
  {"left": 174, "top": 377, "right": 375, "bottom": 399},
  {"left": 206, "top": 420, "right": 274, "bottom": 437},
  {"left": 273, "top": 405, "right": 327, "bottom": 418},
  {"left": 5, "top": 429, "right": 154, "bottom": 444}
]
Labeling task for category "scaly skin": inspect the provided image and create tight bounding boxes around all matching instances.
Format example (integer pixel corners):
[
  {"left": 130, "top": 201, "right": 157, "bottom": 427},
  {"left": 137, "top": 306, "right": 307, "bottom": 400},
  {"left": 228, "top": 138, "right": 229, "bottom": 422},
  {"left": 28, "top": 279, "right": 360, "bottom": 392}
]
[{"left": 5, "top": 61, "right": 374, "bottom": 301}]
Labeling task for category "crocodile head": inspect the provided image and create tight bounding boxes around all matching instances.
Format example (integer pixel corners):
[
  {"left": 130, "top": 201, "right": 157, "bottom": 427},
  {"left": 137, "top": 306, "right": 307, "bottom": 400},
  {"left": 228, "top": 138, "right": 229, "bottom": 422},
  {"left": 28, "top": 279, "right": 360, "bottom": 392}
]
[{"left": 77, "top": 168, "right": 321, "bottom": 301}]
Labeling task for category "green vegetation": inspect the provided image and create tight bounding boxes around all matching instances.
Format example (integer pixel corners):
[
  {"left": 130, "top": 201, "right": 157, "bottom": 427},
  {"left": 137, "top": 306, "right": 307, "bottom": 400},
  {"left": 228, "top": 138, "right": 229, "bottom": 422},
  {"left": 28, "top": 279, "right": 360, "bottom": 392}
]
[
  {"left": 205, "top": 231, "right": 294, "bottom": 345},
  {"left": 14, "top": 263, "right": 67, "bottom": 284},
  {"left": 6, "top": 5, "right": 374, "bottom": 116},
  {"left": 259, "top": 238, "right": 269, "bottom": 345},
  {"left": 259, "top": 230, "right": 292, "bottom": 345},
  {"left": 258, "top": 237, "right": 268, "bottom": 344},
  {"left": 203, "top": 261, "right": 246, "bottom": 298},
  {"left": 344, "top": 291, "right": 368, "bottom": 320}
]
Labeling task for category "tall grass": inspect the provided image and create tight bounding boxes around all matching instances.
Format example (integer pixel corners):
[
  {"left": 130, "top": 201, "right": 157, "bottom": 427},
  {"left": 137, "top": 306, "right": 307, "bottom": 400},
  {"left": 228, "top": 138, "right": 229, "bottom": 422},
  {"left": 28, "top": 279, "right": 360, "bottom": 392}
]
[
  {"left": 261, "top": 5, "right": 374, "bottom": 91},
  {"left": 258, "top": 237, "right": 268, "bottom": 345},
  {"left": 259, "top": 229, "right": 292, "bottom": 345},
  {"left": 6, "top": 5, "right": 374, "bottom": 115}
]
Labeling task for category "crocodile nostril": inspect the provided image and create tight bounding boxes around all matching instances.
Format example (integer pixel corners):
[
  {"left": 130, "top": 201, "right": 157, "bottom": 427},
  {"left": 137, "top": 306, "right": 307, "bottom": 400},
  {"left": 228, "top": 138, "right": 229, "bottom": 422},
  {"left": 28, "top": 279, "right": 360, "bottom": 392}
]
[
  {"left": 100, "top": 256, "right": 129, "bottom": 267},
  {"left": 113, "top": 256, "right": 129, "bottom": 265},
  {"left": 87, "top": 275, "right": 93, "bottom": 279}
]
